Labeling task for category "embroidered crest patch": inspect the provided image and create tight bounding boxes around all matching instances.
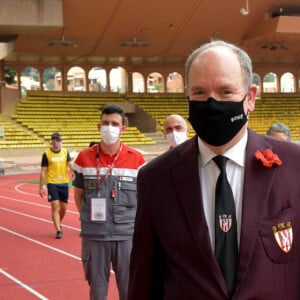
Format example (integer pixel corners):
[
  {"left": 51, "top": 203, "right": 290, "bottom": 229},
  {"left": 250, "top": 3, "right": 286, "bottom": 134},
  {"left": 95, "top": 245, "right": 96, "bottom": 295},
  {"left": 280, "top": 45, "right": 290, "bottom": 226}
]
[
  {"left": 272, "top": 222, "right": 293, "bottom": 253},
  {"left": 219, "top": 215, "right": 232, "bottom": 233}
]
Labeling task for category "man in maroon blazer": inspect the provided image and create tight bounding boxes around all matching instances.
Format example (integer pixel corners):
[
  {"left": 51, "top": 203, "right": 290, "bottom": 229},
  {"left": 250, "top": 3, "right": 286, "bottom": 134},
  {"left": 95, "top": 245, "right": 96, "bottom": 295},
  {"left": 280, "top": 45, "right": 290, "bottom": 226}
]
[{"left": 128, "top": 40, "right": 300, "bottom": 299}]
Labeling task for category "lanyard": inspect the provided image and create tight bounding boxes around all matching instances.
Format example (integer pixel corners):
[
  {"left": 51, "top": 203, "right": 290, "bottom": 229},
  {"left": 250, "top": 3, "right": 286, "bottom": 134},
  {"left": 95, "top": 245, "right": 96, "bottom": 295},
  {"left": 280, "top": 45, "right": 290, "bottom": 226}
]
[{"left": 96, "top": 144, "right": 123, "bottom": 197}]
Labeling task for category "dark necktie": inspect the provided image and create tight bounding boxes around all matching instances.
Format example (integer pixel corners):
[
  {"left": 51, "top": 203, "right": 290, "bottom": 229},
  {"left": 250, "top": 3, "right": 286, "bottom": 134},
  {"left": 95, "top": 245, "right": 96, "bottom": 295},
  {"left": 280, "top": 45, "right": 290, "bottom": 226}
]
[{"left": 213, "top": 155, "right": 238, "bottom": 297}]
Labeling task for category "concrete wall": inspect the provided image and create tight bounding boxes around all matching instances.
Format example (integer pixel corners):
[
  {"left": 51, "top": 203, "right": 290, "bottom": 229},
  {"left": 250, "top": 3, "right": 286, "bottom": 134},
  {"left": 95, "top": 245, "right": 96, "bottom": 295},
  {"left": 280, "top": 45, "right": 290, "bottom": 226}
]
[
  {"left": 127, "top": 104, "right": 158, "bottom": 133},
  {"left": 0, "top": 0, "right": 63, "bottom": 32},
  {"left": 0, "top": 84, "right": 20, "bottom": 114}
]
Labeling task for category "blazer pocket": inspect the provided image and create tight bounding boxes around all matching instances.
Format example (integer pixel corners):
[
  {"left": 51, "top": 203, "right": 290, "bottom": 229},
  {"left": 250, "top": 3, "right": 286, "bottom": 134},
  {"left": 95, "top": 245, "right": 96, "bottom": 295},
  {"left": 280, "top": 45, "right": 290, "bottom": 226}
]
[{"left": 259, "top": 207, "right": 295, "bottom": 264}]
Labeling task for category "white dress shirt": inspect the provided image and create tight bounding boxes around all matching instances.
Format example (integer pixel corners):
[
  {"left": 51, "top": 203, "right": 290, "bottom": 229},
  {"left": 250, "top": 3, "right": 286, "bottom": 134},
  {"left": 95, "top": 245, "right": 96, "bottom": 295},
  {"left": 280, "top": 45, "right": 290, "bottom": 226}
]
[{"left": 198, "top": 131, "right": 247, "bottom": 251}]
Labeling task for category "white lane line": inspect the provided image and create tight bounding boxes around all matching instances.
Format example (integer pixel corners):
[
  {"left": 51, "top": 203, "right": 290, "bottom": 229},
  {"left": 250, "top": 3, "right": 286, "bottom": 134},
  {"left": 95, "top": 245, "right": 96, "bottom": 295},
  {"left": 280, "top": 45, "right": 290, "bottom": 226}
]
[
  {"left": 0, "top": 226, "right": 115, "bottom": 275},
  {"left": 0, "top": 268, "right": 49, "bottom": 299},
  {"left": 14, "top": 183, "right": 76, "bottom": 204},
  {"left": 0, "top": 207, "right": 80, "bottom": 231},
  {"left": 0, "top": 226, "right": 81, "bottom": 260},
  {"left": 0, "top": 195, "right": 79, "bottom": 215},
  {"left": 14, "top": 183, "right": 41, "bottom": 197}
]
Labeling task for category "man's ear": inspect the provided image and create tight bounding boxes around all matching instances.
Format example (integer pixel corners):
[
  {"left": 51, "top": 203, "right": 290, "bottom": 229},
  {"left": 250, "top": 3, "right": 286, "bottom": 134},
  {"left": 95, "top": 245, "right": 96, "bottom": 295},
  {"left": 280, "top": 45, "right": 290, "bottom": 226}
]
[
  {"left": 246, "top": 84, "right": 257, "bottom": 113},
  {"left": 97, "top": 123, "right": 101, "bottom": 130},
  {"left": 120, "top": 125, "right": 126, "bottom": 133}
]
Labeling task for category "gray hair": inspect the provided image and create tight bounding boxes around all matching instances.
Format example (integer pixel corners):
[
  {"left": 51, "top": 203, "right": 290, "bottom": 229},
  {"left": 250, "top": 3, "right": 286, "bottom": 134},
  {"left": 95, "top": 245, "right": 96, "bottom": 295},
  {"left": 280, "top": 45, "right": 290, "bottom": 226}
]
[
  {"left": 185, "top": 40, "right": 253, "bottom": 91},
  {"left": 267, "top": 122, "right": 291, "bottom": 140}
]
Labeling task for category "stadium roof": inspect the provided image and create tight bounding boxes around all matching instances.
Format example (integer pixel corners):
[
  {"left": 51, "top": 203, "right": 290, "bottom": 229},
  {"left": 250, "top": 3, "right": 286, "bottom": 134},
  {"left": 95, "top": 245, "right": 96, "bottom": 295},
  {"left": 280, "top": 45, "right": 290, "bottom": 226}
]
[{"left": 1, "top": 0, "right": 300, "bottom": 68}]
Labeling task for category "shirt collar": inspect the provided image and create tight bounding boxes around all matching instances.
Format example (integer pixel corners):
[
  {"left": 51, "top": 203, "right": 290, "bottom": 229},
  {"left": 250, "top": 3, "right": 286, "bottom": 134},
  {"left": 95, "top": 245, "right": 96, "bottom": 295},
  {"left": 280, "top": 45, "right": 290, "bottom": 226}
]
[{"left": 198, "top": 131, "right": 248, "bottom": 167}]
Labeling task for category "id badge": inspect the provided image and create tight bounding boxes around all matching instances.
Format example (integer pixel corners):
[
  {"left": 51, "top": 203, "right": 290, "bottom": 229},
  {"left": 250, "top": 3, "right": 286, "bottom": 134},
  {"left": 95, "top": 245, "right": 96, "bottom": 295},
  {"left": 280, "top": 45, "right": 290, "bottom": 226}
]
[{"left": 91, "top": 198, "right": 106, "bottom": 221}]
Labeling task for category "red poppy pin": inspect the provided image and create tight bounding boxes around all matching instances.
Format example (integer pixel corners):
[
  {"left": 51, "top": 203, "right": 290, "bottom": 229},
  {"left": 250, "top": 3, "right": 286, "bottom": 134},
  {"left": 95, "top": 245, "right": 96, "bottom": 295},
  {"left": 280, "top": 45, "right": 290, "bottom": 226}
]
[{"left": 255, "top": 149, "right": 282, "bottom": 168}]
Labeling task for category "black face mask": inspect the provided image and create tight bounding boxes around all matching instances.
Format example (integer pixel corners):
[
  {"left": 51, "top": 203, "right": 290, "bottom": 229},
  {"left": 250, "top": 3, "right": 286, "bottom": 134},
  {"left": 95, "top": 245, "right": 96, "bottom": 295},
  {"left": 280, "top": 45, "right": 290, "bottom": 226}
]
[{"left": 188, "top": 96, "right": 248, "bottom": 146}]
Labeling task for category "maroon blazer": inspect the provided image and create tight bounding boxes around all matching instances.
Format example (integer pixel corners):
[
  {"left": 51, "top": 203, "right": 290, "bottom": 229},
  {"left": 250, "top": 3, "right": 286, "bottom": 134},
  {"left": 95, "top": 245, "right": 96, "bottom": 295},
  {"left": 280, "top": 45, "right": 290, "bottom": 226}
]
[{"left": 128, "top": 129, "right": 300, "bottom": 300}]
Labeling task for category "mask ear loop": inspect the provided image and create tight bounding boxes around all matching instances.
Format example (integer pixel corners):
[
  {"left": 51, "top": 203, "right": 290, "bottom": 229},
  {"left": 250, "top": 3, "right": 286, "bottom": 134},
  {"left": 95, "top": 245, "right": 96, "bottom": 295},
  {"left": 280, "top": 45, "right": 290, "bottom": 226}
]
[{"left": 242, "top": 94, "right": 250, "bottom": 119}]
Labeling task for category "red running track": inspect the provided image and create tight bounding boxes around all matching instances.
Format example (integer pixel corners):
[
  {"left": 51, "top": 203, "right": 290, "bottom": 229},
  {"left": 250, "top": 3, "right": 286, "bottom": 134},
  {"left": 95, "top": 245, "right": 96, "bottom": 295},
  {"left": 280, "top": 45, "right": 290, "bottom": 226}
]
[{"left": 0, "top": 172, "right": 119, "bottom": 300}]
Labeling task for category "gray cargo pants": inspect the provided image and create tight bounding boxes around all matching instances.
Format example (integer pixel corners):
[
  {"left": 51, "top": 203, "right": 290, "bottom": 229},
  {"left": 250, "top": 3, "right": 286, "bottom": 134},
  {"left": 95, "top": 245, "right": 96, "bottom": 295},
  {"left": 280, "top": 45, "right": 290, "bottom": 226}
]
[{"left": 81, "top": 238, "right": 132, "bottom": 300}]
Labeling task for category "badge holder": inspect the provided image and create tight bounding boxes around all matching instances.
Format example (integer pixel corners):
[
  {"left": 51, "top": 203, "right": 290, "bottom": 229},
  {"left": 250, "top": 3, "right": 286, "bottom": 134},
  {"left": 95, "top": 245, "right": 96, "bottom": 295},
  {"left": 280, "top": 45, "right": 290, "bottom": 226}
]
[{"left": 91, "top": 197, "right": 106, "bottom": 221}]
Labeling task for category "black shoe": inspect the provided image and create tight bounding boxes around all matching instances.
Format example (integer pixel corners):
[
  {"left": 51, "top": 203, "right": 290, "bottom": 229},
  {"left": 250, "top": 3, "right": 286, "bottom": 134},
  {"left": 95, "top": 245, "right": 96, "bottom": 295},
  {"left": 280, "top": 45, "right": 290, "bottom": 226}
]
[{"left": 56, "top": 230, "right": 63, "bottom": 239}]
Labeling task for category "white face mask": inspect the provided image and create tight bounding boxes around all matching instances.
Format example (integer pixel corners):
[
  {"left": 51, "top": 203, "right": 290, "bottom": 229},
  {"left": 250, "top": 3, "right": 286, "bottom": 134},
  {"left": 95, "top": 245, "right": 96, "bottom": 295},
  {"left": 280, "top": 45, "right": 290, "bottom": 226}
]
[
  {"left": 100, "top": 125, "right": 120, "bottom": 145},
  {"left": 166, "top": 131, "right": 187, "bottom": 148}
]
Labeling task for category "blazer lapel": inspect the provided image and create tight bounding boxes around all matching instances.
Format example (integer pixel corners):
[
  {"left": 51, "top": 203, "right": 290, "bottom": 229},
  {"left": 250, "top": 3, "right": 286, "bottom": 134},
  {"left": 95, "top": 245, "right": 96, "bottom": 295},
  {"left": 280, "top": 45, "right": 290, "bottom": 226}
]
[
  {"left": 170, "top": 137, "right": 228, "bottom": 295},
  {"left": 235, "top": 130, "right": 279, "bottom": 290}
]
